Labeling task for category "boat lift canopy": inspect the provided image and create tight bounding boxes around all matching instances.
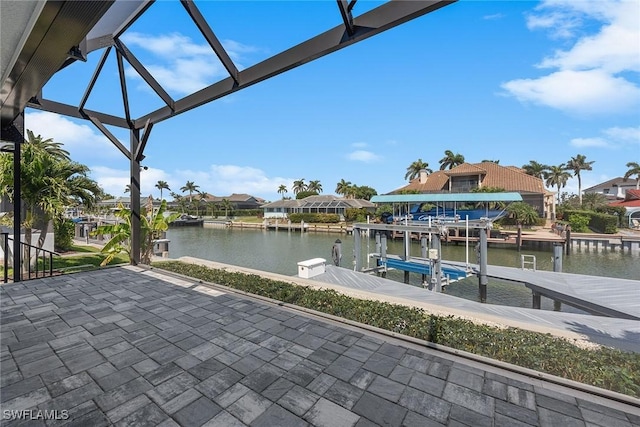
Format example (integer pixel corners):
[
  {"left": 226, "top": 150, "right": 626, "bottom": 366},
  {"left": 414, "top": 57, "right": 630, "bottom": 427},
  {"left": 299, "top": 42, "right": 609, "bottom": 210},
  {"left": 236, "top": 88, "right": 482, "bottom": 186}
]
[{"left": 371, "top": 192, "right": 523, "bottom": 204}]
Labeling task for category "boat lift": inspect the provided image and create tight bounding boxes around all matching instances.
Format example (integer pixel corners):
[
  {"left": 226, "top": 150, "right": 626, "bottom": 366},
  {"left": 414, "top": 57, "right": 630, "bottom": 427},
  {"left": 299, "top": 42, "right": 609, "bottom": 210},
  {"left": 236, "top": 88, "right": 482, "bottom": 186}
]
[{"left": 352, "top": 220, "right": 494, "bottom": 302}]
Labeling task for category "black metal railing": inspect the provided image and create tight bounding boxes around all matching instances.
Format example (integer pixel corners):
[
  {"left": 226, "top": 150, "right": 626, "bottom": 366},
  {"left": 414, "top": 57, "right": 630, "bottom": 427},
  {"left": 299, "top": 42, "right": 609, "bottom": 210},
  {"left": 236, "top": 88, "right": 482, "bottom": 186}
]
[{"left": 1, "top": 232, "right": 60, "bottom": 283}]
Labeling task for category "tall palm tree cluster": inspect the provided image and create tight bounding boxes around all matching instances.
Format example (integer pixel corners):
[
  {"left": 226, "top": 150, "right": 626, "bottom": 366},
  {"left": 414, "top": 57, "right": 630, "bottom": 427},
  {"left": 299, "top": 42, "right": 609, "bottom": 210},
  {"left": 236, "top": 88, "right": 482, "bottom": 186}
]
[
  {"left": 0, "top": 130, "right": 101, "bottom": 261},
  {"left": 278, "top": 179, "right": 323, "bottom": 198}
]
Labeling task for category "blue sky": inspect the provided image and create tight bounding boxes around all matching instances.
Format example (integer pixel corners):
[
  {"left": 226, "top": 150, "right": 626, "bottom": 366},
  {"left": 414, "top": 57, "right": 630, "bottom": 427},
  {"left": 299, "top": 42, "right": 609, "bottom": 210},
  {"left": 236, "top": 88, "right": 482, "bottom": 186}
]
[{"left": 25, "top": 0, "right": 639, "bottom": 202}]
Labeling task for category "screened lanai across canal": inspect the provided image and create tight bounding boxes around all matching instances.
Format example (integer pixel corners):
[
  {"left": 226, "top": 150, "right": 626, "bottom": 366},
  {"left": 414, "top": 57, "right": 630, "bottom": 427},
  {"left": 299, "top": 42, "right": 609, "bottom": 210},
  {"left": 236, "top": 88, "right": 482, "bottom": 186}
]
[{"left": 1, "top": 0, "right": 457, "bottom": 282}]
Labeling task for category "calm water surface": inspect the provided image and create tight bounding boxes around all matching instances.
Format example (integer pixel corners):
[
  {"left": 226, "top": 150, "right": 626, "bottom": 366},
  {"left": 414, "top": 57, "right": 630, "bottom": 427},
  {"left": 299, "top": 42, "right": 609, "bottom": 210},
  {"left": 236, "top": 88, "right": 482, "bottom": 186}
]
[{"left": 166, "top": 226, "right": 640, "bottom": 312}]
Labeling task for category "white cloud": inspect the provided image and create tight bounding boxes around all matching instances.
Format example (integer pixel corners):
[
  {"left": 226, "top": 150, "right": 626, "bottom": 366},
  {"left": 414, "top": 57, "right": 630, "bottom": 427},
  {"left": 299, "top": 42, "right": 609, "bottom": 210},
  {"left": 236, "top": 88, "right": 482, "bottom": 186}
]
[
  {"left": 483, "top": 13, "right": 505, "bottom": 21},
  {"left": 503, "top": 0, "right": 640, "bottom": 116},
  {"left": 24, "top": 111, "right": 122, "bottom": 161},
  {"left": 120, "top": 32, "right": 261, "bottom": 96},
  {"left": 502, "top": 69, "right": 640, "bottom": 116},
  {"left": 347, "top": 150, "right": 381, "bottom": 163},
  {"left": 569, "top": 137, "right": 609, "bottom": 148},
  {"left": 568, "top": 125, "right": 640, "bottom": 150},
  {"left": 603, "top": 126, "right": 640, "bottom": 144}
]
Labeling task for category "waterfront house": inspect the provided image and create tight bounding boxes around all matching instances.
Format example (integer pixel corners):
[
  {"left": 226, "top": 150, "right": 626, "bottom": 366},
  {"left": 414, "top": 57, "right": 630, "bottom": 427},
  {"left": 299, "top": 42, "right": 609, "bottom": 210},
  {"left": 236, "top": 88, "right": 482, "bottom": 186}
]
[
  {"left": 203, "top": 193, "right": 265, "bottom": 210},
  {"left": 388, "top": 162, "right": 554, "bottom": 219},
  {"left": 261, "top": 195, "right": 376, "bottom": 219},
  {"left": 584, "top": 177, "right": 639, "bottom": 201},
  {"left": 608, "top": 189, "right": 640, "bottom": 228}
]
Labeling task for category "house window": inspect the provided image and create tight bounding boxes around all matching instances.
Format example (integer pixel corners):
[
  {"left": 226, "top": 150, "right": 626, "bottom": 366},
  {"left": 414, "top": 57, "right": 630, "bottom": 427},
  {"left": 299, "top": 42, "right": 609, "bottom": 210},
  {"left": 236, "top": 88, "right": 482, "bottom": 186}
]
[{"left": 450, "top": 177, "right": 478, "bottom": 192}]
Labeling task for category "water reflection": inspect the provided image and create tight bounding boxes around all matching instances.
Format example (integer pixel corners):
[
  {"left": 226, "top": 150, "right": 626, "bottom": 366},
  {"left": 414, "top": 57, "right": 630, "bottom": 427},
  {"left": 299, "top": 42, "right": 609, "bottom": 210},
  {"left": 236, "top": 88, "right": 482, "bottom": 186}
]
[{"left": 166, "top": 227, "right": 639, "bottom": 313}]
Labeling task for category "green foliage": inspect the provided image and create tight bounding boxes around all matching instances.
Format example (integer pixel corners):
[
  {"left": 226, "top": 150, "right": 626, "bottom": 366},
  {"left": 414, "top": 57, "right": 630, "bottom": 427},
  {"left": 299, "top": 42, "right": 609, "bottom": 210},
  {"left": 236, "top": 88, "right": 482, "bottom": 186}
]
[
  {"left": 92, "top": 199, "right": 181, "bottom": 265},
  {"left": 353, "top": 185, "right": 377, "bottom": 200},
  {"left": 53, "top": 217, "right": 74, "bottom": 251},
  {"left": 506, "top": 202, "right": 539, "bottom": 225},
  {"left": 153, "top": 261, "right": 640, "bottom": 398},
  {"left": 568, "top": 213, "right": 590, "bottom": 232},
  {"left": 563, "top": 209, "right": 618, "bottom": 234},
  {"left": 344, "top": 208, "right": 369, "bottom": 222},
  {"left": 295, "top": 190, "right": 318, "bottom": 199},
  {"left": 288, "top": 213, "right": 340, "bottom": 223},
  {"left": 471, "top": 186, "right": 505, "bottom": 193}
]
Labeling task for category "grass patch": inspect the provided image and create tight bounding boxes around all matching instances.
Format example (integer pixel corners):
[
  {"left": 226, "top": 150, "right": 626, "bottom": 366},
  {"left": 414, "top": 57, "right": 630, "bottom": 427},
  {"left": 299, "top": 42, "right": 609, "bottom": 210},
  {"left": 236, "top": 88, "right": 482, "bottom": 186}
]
[{"left": 153, "top": 260, "right": 640, "bottom": 398}]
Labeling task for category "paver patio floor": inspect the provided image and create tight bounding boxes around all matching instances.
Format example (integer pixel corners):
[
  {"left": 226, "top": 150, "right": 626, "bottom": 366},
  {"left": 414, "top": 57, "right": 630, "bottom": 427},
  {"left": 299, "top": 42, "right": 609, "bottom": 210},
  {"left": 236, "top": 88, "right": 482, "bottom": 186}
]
[{"left": 1, "top": 266, "right": 639, "bottom": 426}]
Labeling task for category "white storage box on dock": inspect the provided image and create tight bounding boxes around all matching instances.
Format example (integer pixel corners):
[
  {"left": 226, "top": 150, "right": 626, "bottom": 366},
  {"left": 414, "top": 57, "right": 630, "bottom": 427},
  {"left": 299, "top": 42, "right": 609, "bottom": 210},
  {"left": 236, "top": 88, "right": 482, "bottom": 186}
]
[{"left": 298, "top": 258, "right": 326, "bottom": 278}]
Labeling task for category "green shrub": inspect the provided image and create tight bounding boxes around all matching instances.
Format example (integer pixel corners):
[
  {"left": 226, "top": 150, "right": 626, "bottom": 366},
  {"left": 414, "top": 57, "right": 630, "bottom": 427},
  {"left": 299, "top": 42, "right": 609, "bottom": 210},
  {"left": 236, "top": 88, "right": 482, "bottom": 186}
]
[
  {"left": 153, "top": 260, "right": 640, "bottom": 398},
  {"left": 563, "top": 209, "right": 618, "bottom": 234},
  {"left": 344, "top": 208, "right": 368, "bottom": 222},
  {"left": 53, "top": 217, "right": 74, "bottom": 252},
  {"left": 288, "top": 213, "right": 340, "bottom": 223}
]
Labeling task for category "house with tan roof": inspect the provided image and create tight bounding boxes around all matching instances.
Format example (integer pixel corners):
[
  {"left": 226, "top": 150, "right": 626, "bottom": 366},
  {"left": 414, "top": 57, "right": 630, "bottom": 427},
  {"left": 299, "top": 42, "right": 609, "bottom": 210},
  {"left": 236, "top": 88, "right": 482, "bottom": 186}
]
[
  {"left": 261, "top": 195, "right": 376, "bottom": 219},
  {"left": 202, "top": 193, "right": 266, "bottom": 210},
  {"left": 390, "top": 162, "right": 554, "bottom": 219}
]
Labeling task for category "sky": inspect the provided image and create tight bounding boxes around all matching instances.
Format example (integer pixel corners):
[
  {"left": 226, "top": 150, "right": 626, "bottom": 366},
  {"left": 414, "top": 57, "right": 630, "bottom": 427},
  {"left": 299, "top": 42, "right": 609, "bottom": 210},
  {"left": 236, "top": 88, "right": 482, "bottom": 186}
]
[{"left": 24, "top": 0, "right": 640, "bottom": 202}]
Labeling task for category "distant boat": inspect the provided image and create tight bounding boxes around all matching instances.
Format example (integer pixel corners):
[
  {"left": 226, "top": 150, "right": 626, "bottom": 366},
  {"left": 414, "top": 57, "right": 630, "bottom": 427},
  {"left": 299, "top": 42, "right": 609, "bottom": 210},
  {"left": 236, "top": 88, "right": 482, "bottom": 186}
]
[
  {"left": 169, "top": 214, "right": 204, "bottom": 227},
  {"left": 383, "top": 206, "right": 506, "bottom": 223}
]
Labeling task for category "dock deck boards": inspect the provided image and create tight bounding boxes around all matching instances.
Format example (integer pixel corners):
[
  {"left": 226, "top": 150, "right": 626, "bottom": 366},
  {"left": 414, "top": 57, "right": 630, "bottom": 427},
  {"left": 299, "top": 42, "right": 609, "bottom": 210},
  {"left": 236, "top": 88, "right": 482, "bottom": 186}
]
[{"left": 312, "top": 265, "right": 640, "bottom": 352}]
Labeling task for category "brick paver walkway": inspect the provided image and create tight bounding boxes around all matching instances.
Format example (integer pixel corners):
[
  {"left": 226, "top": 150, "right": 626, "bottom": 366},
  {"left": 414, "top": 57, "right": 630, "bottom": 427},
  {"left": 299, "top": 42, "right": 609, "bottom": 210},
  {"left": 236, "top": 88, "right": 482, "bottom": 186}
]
[{"left": 1, "top": 266, "right": 639, "bottom": 426}]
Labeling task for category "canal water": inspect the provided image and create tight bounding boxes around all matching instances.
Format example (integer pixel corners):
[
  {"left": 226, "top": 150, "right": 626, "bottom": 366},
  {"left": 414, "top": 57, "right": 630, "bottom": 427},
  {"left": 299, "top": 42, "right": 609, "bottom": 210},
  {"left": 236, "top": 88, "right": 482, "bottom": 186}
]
[{"left": 166, "top": 227, "right": 640, "bottom": 313}]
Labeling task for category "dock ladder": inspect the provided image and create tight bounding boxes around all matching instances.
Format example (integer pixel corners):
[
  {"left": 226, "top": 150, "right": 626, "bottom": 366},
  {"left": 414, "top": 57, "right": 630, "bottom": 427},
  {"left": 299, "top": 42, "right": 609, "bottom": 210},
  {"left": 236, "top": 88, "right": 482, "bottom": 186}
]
[{"left": 520, "top": 254, "right": 536, "bottom": 271}]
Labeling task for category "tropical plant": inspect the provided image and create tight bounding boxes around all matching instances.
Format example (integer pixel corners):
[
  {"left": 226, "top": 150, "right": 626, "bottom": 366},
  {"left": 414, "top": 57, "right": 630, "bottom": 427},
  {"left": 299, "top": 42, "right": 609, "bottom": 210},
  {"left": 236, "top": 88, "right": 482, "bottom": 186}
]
[
  {"left": 221, "top": 198, "right": 233, "bottom": 218},
  {"left": 404, "top": 159, "right": 432, "bottom": 181},
  {"left": 91, "top": 198, "right": 181, "bottom": 265},
  {"left": 0, "top": 132, "right": 100, "bottom": 272},
  {"left": 521, "top": 160, "right": 549, "bottom": 179},
  {"left": 439, "top": 150, "right": 465, "bottom": 170},
  {"left": 335, "top": 179, "right": 352, "bottom": 197},
  {"left": 180, "top": 181, "right": 200, "bottom": 203},
  {"left": 353, "top": 185, "right": 377, "bottom": 201},
  {"left": 506, "top": 202, "right": 539, "bottom": 226},
  {"left": 292, "top": 179, "right": 306, "bottom": 195},
  {"left": 295, "top": 190, "right": 318, "bottom": 199},
  {"left": 566, "top": 154, "right": 594, "bottom": 206},
  {"left": 581, "top": 193, "right": 608, "bottom": 211},
  {"left": 624, "top": 162, "right": 640, "bottom": 190},
  {"left": 155, "top": 180, "right": 170, "bottom": 200},
  {"left": 307, "top": 180, "right": 323, "bottom": 194},
  {"left": 546, "top": 164, "right": 571, "bottom": 219},
  {"left": 277, "top": 184, "right": 288, "bottom": 199},
  {"left": 481, "top": 159, "right": 500, "bottom": 164},
  {"left": 124, "top": 184, "right": 131, "bottom": 193}
]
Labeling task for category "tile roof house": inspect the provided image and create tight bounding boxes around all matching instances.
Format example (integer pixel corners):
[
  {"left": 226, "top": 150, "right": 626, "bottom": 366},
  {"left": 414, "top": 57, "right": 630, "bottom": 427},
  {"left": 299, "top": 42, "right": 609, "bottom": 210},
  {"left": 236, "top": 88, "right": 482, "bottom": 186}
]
[
  {"left": 203, "top": 193, "right": 266, "bottom": 210},
  {"left": 390, "top": 162, "right": 554, "bottom": 219},
  {"left": 261, "top": 195, "right": 376, "bottom": 219},
  {"left": 584, "top": 177, "right": 639, "bottom": 201}
]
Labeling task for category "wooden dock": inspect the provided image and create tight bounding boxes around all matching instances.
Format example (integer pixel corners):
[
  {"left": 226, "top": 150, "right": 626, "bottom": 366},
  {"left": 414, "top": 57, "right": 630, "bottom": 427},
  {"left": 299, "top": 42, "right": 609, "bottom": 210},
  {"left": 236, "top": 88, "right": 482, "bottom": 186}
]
[{"left": 311, "top": 265, "right": 640, "bottom": 352}]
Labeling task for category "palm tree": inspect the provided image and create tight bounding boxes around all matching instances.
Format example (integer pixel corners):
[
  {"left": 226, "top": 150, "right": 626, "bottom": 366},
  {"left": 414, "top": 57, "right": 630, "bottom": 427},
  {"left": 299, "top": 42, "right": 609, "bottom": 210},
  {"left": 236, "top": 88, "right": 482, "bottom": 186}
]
[
  {"left": 545, "top": 164, "right": 571, "bottom": 220},
  {"left": 439, "top": 150, "right": 465, "bottom": 170},
  {"left": 307, "top": 180, "right": 323, "bottom": 194},
  {"left": 277, "top": 184, "right": 288, "bottom": 199},
  {"left": 481, "top": 159, "right": 499, "bottom": 164},
  {"left": 25, "top": 129, "right": 70, "bottom": 160},
  {"left": 404, "top": 159, "right": 432, "bottom": 181},
  {"left": 566, "top": 154, "right": 595, "bottom": 206},
  {"left": 221, "top": 198, "right": 233, "bottom": 218},
  {"left": 0, "top": 133, "right": 100, "bottom": 272},
  {"left": 522, "top": 160, "right": 549, "bottom": 179},
  {"left": 124, "top": 184, "right": 131, "bottom": 194},
  {"left": 624, "top": 162, "right": 640, "bottom": 190},
  {"left": 155, "top": 180, "right": 170, "bottom": 200},
  {"left": 180, "top": 181, "right": 200, "bottom": 203},
  {"left": 292, "top": 179, "right": 306, "bottom": 195},
  {"left": 335, "top": 179, "right": 352, "bottom": 197}
]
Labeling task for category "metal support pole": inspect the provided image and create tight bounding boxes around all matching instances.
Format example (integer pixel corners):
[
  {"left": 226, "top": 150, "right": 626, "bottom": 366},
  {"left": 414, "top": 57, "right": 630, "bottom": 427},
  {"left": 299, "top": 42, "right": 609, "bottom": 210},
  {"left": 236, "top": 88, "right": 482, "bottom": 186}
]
[
  {"left": 420, "top": 235, "right": 428, "bottom": 284},
  {"left": 565, "top": 225, "right": 571, "bottom": 256},
  {"left": 553, "top": 243, "right": 563, "bottom": 311},
  {"left": 354, "top": 227, "right": 361, "bottom": 271},
  {"left": 130, "top": 129, "right": 141, "bottom": 265},
  {"left": 533, "top": 292, "right": 541, "bottom": 309},
  {"left": 380, "top": 233, "right": 387, "bottom": 278},
  {"left": 479, "top": 227, "right": 488, "bottom": 302},
  {"left": 433, "top": 232, "right": 442, "bottom": 292}
]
